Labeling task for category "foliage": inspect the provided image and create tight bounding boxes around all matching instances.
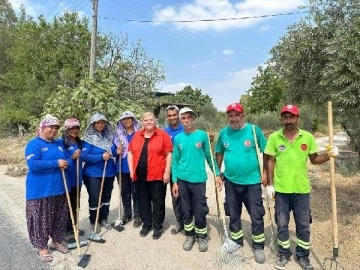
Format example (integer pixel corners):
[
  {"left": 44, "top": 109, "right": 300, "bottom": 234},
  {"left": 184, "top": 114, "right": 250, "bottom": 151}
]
[
  {"left": 0, "top": 6, "right": 165, "bottom": 136},
  {"left": 172, "top": 85, "right": 212, "bottom": 113},
  {"left": 246, "top": 65, "right": 287, "bottom": 114},
  {"left": 270, "top": 0, "right": 360, "bottom": 152},
  {"left": 246, "top": 112, "right": 281, "bottom": 132},
  {"left": 35, "top": 78, "right": 144, "bottom": 133}
]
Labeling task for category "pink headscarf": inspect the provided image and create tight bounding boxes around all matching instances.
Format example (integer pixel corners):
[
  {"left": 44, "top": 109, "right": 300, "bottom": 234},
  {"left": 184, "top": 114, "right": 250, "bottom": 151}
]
[
  {"left": 64, "top": 118, "right": 80, "bottom": 132},
  {"left": 36, "top": 114, "right": 60, "bottom": 136}
]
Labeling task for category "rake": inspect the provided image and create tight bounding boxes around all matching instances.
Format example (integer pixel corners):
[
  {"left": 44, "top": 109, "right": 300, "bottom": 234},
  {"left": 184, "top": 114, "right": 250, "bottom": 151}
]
[
  {"left": 207, "top": 130, "right": 239, "bottom": 254},
  {"left": 252, "top": 124, "right": 277, "bottom": 256}
]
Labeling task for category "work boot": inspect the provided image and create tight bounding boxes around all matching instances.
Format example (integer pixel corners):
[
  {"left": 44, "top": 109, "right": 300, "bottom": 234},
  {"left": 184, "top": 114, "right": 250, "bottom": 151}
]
[
  {"left": 133, "top": 216, "right": 142, "bottom": 228},
  {"left": 197, "top": 237, "right": 208, "bottom": 252},
  {"left": 254, "top": 249, "right": 266, "bottom": 264},
  {"left": 171, "top": 224, "right": 184, "bottom": 235},
  {"left": 90, "top": 223, "right": 101, "bottom": 234},
  {"left": 297, "top": 257, "right": 314, "bottom": 270},
  {"left": 121, "top": 215, "right": 131, "bottom": 225},
  {"left": 183, "top": 236, "right": 196, "bottom": 251},
  {"left": 275, "top": 254, "right": 290, "bottom": 270},
  {"left": 100, "top": 220, "right": 112, "bottom": 230},
  {"left": 140, "top": 226, "right": 151, "bottom": 237},
  {"left": 152, "top": 229, "right": 162, "bottom": 240}
]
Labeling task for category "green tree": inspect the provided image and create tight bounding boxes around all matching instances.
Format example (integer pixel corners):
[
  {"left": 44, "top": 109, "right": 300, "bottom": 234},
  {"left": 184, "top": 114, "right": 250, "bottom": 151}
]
[
  {"left": 0, "top": 0, "right": 17, "bottom": 76},
  {"left": 172, "top": 85, "right": 212, "bottom": 113},
  {"left": 270, "top": 0, "right": 360, "bottom": 152},
  {"left": 37, "top": 77, "right": 144, "bottom": 133},
  {"left": 246, "top": 65, "right": 287, "bottom": 114}
]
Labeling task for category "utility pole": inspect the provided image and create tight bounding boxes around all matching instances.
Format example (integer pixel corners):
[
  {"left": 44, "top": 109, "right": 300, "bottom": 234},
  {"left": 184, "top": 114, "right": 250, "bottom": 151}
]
[{"left": 89, "top": 0, "right": 98, "bottom": 80}]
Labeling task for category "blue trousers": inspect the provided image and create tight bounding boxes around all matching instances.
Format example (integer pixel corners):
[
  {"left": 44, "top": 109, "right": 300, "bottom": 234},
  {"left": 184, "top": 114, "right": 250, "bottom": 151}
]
[{"left": 275, "top": 192, "right": 311, "bottom": 258}]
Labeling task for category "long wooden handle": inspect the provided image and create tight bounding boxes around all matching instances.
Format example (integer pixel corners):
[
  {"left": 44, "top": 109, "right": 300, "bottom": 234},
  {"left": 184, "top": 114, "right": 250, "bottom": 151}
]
[
  {"left": 62, "top": 170, "right": 81, "bottom": 254},
  {"left": 76, "top": 158, "right": 80, "bottom": 238},
  {"left": 93, "top": 160, "right": 108, "bottom": 233},
  {"left": 328, "top": 101, "right": 339, "bottom": 248},
  {"left": 207, "top": 131, "right": 229, "bottom": 236}
]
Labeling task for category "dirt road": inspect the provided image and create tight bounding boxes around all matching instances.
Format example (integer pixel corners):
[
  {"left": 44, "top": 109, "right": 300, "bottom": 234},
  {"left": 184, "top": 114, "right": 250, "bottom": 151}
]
[{"left": 1, "top": 164, "right": 309, "bottom": 270}]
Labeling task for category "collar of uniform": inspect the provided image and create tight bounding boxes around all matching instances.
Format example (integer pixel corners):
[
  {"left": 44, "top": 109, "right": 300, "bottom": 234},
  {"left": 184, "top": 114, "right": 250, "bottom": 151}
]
[
  {"left": 279, "top": 128, "right": 304, "bottom": 139},
  {"left": 169, "top": 122, "right": 183, "bottom": 131}
]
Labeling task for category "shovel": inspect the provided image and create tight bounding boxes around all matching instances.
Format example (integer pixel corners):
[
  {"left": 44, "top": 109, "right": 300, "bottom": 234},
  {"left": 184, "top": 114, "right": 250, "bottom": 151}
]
[
  {"left": 113, "top": 154, "right": 125, "bottom": 232},
  {"left": 88, "top": 160, "right": 107, "bottom": 243},
  {"left": 62, "top": 170, "right": 91, "bottom": 268},
  {"left": 322, "top": 101, "right": 344, "bottom": 270},
  {"left": 67, "top": 158, "right": 89, "bottom": 250}
]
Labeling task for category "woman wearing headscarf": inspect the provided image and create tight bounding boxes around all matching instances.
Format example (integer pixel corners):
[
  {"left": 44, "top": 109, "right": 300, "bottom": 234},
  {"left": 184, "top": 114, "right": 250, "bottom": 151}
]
[
  {"left": 25, "top": 115, "right": 71, "bottom": 263},
  {"left": 60, "top": 118, "right": 84, "bottom": 236},
  {"left": 82, "top": 112, "right": 117, "bottom": 233},
  {"left": 113, "top": 111, "right": 141, "bottom": 227},
  {"left": 128, "top": 112, "right": 173, "bottom": 239}
]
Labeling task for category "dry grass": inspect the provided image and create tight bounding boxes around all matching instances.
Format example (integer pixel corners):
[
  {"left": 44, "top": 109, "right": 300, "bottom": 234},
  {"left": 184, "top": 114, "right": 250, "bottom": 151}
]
[{"left": 0, "top": 137, "right": 28, "bottom": 165}]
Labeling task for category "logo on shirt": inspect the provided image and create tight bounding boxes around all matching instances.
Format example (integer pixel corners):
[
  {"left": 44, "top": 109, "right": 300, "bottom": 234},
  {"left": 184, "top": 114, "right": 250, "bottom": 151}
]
[
  {"left": 244, "top": 140, "right": 251, "bottom": 147},
  {"left": 26, "top": 154, "right": 34, "bottom": 160},
  {"left": 223, "top": 141, "right": 229, "bottom": 148},
  {"left": 196, "top": 142, "right": 202, "bottom": 149},
  {"left": 58, "top": 146, "right": 64, "bottom": 152},
  {"left": 278, "top": 144, "right": 286, "bottom": 151},
  {"left": 301, "top": 144, "right": 308, "bottom": 151},
  {"left": 41, "top": 147, "right": 48, "bottom": 152},
  {"left": 178, "top": 144, "right": 182, "bottom": 150}
]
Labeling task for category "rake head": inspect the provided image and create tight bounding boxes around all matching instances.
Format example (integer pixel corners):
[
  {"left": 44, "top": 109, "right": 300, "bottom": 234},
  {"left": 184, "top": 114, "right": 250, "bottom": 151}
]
[
  {"left": 322, "top": 248, "right": 344, "bottom": 270},
  {"left": 322, "top": 257, "right": 344, "bottom": 270}
]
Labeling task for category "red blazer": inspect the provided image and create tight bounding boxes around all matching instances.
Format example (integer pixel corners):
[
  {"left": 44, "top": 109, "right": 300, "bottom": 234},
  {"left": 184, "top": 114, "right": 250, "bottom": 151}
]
[{"left": 129, "top": 127, "right": 172, "bottom": 181}]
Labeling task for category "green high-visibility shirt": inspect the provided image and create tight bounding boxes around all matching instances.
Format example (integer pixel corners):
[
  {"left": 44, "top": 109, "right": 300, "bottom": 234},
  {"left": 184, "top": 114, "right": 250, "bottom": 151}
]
[
  {"left": 172, "top": 129, "right": 220, "bottom": 183},
  {"left": 264, "top": 128, "right": 318, "bottom": 194},
  {"left": 215, "top": 124, "right": 267, "bottom": 185}
]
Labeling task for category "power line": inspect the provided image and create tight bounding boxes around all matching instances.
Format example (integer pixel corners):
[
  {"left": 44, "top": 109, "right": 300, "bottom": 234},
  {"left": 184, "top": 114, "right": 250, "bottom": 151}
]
[
  {"left": 165, "top": 0, "right": 267, "bottom": 52},
  {"left": 45, "top": 0, "right": 64, "bottom": 18},
  {"left": 99, "top": 10, "right": 308, "bottom": 23},
  {"left": 110, "top": 0, "right": 244, "bottom": 63}
]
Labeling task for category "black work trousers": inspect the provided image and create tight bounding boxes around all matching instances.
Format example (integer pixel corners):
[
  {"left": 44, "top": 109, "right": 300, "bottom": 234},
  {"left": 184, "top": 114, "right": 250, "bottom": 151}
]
[
  {"left": 178, "top": 180, "right": 209, "bottom": 239},
  {"left": 137, "top": 180, "right": 166, "bottom": 230},
  {"left": 225, "top": 179, "right": 265, "bottom": 249}
]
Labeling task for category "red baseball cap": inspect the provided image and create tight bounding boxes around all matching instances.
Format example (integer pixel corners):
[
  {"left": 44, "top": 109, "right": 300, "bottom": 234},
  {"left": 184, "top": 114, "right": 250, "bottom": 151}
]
[
  {"left": 281, "top": 104, "right": 300, "bottom": 116},
  {"left": 226, "top": 103, "right": 244, "bottom": 113}
]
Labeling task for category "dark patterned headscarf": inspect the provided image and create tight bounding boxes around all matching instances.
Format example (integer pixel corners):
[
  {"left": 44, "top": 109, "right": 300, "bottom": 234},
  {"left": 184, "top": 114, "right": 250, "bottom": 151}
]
[
  {"left": 83, "top": 113, "right": 115, "bottom": 153},
  {"left": 113, "top": 111, "right": 140, "bottom": 158}
]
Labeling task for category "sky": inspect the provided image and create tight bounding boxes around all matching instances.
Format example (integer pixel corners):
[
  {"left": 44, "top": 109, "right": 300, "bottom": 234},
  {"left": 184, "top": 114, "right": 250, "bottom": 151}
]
[{"left": 8, "top": 0, "right": 307, "bottom": 111}]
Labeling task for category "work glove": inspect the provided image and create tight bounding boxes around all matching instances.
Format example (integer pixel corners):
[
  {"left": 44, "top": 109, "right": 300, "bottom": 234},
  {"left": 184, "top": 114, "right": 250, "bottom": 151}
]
[
  {"left": 266, "top": 185, "right": 275, "bottom": 199},
  {"left": 326, "top": 145, "right": 339, "bottom": 157}
]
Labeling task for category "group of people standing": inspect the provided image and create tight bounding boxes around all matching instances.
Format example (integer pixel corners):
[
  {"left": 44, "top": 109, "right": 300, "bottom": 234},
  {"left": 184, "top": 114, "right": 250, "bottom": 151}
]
[{"left": 24, "top": 102, "right": 338, "bottom": 270}]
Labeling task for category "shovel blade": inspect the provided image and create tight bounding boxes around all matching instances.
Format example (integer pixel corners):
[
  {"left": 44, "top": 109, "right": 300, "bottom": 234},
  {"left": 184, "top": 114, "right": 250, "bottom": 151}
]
[
  {"left": 112, "top": 223, "right": 125, "bottom": 232},
  {"left": 88, "top": 234, "right": 106, "bottom": 243},
  {"left": 78, "top": 254, "right": 91, "bottom": 268}
]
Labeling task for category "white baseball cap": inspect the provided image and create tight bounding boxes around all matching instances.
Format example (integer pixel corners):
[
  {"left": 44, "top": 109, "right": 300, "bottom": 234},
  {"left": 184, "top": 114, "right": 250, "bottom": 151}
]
[{"left": 179, "top": 107, "right": 195, "bottom": 116}]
